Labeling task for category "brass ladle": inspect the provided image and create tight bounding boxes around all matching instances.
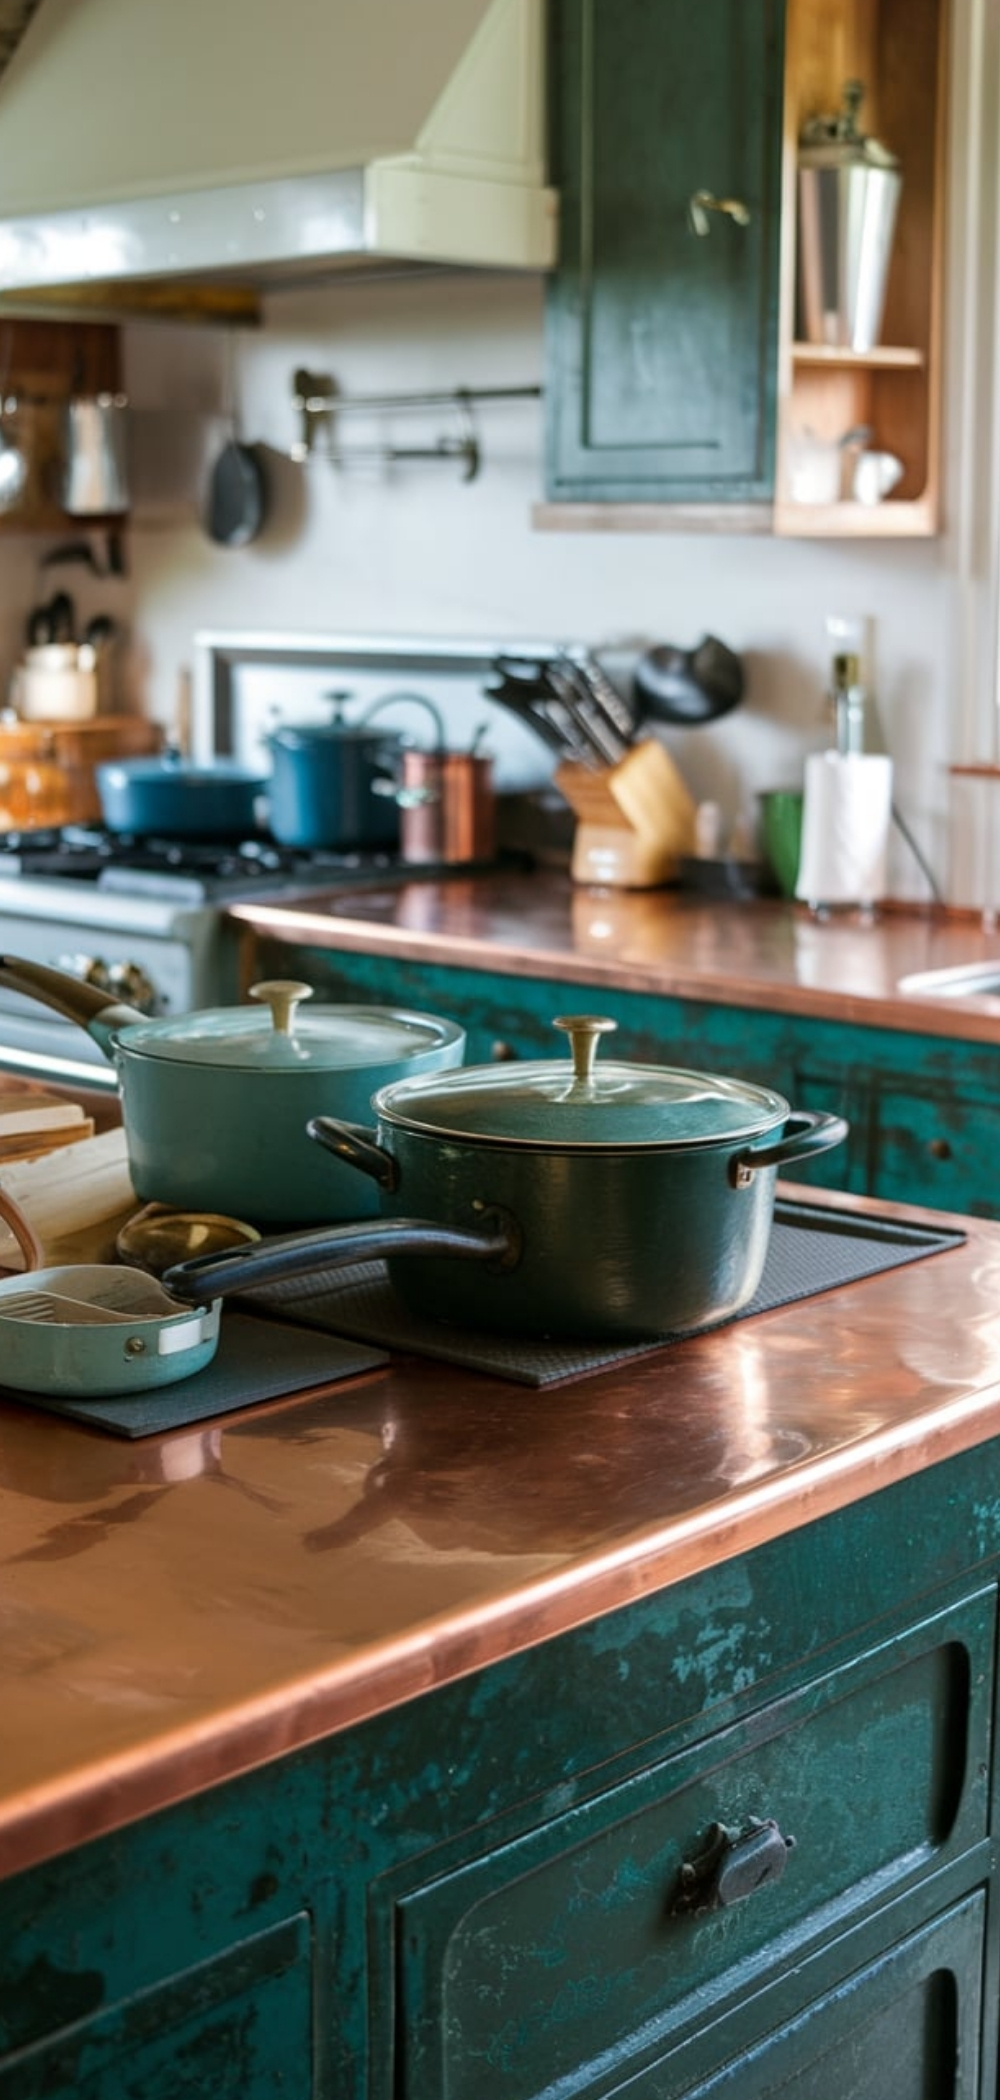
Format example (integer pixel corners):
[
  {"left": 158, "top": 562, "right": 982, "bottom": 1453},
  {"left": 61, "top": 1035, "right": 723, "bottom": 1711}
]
[{"left": 116, "top": 1203, "right": 260, "bottom": 1280}]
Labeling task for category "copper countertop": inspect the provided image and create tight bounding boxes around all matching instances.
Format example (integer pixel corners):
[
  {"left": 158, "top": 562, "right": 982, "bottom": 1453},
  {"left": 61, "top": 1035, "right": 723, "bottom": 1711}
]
[
  {"left": 3, "top": 1185, "right": 1000, "bottom": 1883},
  {"left": 229, "top": 871, "right": 1000, "bottom": 1041}
]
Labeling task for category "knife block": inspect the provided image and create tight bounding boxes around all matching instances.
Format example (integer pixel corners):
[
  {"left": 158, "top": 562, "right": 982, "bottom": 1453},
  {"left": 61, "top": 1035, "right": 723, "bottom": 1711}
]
[{"left": 555, "top": 737, "right": 697, "bottom": 887}]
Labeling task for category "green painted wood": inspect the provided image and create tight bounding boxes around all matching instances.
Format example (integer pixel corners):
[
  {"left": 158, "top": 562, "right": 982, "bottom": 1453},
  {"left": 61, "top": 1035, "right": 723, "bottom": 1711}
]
[
  {"left": 1, "top": 1445, "right": 999, "bottom": 2098},
  {"left": 397, "top": 1595, "right": 992, "bottom": 2100},
  {"left": 252, "top": 935, "right": 1000, "bottom": 1218},
  {"left": 652, "top": 1895, "right": 985, "bottom": 2097},
  {"left": 544, "top": 0, "right": 785, "bottom": 503},
  {"left": 0, "top": 1916, "right": 312, "bottom": 2100}
]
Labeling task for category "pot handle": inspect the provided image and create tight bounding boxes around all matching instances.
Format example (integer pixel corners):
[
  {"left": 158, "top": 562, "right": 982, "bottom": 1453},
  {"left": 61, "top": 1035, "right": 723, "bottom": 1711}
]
[
  {"left": 0, "top": 953, "right": 148, "bottom": 1058},
  {"left": 731, "top": 1109, "right": 849, "bottom": 1184},
  {"left": 308, "top": 1114, "right": 398, "bottom": 1190},
  {"left": 163, "top": 1212, "right": 517, "bottom": 1305}
]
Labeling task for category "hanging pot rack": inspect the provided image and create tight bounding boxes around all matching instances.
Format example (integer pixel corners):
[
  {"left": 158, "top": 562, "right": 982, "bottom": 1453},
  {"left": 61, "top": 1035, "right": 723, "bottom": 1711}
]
[{"left": 290, "top": 368, "right": 542, "bottom": 481}]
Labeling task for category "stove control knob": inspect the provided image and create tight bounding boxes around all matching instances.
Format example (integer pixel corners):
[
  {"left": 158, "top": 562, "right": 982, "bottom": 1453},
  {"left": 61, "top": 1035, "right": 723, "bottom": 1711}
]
[
  {"left": 106, "top": 962, "right": 158, "bottom": 1014},
  {"left": 56, "top": 952, "right": 114, "bottom": 993}
]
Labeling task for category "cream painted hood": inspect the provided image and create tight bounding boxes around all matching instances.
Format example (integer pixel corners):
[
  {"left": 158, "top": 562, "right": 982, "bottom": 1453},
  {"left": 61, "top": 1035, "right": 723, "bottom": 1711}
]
[{"left": 0, "top": 0, "right": 556, "bottom": 308}]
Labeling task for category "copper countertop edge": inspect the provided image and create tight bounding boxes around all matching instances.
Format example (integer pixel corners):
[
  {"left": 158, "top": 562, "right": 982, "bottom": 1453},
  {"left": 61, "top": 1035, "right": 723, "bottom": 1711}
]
[
  {"left": 2, "top": 1373, "right": 999, "bottom": 1887},
  {"left": 228, "top": 899, "right": 1000, "bottom": 1043}
]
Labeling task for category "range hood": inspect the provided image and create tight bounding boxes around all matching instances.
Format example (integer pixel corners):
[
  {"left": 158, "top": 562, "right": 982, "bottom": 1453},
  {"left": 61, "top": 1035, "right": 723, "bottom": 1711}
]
[{"left": 0, "top": 0, "right": 557, "bottom": 316}]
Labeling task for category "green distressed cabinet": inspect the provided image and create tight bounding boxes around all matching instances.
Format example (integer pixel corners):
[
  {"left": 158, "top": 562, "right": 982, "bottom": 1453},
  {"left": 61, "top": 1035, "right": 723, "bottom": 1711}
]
[
  {"left": 541, "top": 0, "right": 948, "bottom": 534},
  {"left": 1, "top": 1447, "right": 998, "bottom": 2097},
  {"left": 543, "top": 0, "right": 785, "bottom": 504},
  {"left": 246, "top": 932, "right": 1000, "bottom": 1220}
]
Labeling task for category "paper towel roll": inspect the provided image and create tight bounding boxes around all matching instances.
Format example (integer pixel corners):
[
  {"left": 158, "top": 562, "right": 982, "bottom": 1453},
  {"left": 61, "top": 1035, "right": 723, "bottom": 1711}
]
[{"left": 794, "top": 752, "right": 893, "bottom": 907}]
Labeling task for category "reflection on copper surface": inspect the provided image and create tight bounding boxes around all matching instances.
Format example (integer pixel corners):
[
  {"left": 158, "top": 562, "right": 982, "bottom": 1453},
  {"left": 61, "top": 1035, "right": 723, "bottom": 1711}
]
[
  {"left": 4, "top": 1194, "right": 1000, "bottom": 1881},
  {"left": 231, "top": 871, "right": 1000, "bottom": 1041}
]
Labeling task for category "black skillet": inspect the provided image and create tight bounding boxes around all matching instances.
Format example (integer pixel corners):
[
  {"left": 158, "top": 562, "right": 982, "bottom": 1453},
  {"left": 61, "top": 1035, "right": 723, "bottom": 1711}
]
[{"left": 632, "top": 635, "right": 745, "bottom": 726}]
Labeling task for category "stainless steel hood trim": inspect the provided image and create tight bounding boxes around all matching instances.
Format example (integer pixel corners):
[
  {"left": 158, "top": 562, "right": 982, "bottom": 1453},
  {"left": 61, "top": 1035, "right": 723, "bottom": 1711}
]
[
  {"left": 0, "top": 0, "right": 558, "bottom": 295},
  {"left": 0, "top": 163, "right": 556, "bottom": 292}
]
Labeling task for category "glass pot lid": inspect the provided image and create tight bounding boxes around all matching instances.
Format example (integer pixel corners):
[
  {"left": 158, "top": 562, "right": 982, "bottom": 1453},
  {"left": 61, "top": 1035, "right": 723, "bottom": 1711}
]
[
  {"left": 375, "top": 1016, "right": 789, "bottom": 1148},
  {"left": 118, "top": 981, "right": 464, "bottom": 1070}
]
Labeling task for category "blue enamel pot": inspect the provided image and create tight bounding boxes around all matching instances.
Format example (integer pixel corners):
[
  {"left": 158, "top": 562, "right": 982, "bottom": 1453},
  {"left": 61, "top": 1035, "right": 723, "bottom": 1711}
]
[
  {"left": 96, "top": 752, "right": 267, "bottom": 839},
  {"left": 0, "top": 957, "right": 465, "bottom": 1228}
]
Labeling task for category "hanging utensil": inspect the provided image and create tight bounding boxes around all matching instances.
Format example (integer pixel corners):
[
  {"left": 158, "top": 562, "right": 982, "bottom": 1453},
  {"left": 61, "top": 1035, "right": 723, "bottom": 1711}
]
[
  {"left": 0, "top": 329, "right": 26, "bottom": 515},
  {"left": 204, "top": 331, "right": 265, "bottom": 548},
  {"left": 633, "top": 636, "right": 745, "bottom": 726}
]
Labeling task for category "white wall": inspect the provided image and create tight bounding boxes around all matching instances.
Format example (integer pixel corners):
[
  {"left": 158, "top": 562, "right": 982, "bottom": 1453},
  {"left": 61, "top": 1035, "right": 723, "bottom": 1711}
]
[
  {"left": 111, "top": 268, "right": 962, "bottom": 898},
  {"left": 0, "top": 267, "right": 971, "bottom": 900}
]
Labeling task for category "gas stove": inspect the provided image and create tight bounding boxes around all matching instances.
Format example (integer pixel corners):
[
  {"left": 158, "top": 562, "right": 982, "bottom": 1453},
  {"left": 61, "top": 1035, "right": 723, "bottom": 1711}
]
[
  {"left": 0, "top": 823, "right": 445, "bottom": 904},
  {"left": 0, "top": 628, "right": 567, "bottom": 1088}
]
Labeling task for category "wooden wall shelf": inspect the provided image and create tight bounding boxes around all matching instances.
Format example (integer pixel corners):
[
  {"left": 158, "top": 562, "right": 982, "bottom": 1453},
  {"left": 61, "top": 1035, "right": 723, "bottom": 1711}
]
[
  {"left": 791, "top": 343, "right": 926, "bottom": 370},
  {"left": 0, "top": 317, "right": 124, "bottom": 531},
  {"left": 775, "top": 0, "right": 947, "bottom": 538}
]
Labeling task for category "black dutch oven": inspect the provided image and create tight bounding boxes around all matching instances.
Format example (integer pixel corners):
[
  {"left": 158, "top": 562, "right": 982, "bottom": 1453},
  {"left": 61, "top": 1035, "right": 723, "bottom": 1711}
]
[{"left": 166, "top": 1017, "right": 847, "bottom": 1342}]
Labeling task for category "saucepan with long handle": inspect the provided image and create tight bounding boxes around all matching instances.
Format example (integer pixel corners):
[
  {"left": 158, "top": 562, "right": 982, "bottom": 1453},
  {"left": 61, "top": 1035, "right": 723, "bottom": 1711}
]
[
  {"left": 0, "top": 957, "right": 465, "bottom": 1227},
  {"left": 164, "top": 1015, "right": 847, "bottom": 1343}
]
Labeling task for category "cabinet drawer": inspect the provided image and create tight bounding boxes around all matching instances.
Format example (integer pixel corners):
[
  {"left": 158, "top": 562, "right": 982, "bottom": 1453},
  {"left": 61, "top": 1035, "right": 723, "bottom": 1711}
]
[
  {"left": 872, "top": 1084, "right": 1000, "bottom": 1216},
  {"left": 396, "top": 1592, "right": 993, "bottom": 2100},
  {"left": 0, "top": 1914, "right": 311, "bottom": 2100},
  {"left": 625, "top": 1889, "right": 985, "bottom": 2100}
]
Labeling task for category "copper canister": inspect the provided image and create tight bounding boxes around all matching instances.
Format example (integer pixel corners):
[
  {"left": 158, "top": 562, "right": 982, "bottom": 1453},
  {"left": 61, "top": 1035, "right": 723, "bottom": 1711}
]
[
  {"left": 0, "top": 715, "right": 163, "bottom": 829},
  {"left": 399, "top": 751, "right": 496, "bottom": 865}
]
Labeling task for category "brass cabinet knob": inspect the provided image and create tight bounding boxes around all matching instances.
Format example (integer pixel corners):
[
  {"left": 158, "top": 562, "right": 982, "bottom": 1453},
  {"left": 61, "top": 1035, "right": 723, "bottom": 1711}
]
[{"left": 688, "top": 190, "right": 752, "bottom": 237}]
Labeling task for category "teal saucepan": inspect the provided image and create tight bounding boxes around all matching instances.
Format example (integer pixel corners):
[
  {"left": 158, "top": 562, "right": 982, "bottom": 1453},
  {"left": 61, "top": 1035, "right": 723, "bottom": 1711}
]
[
  {"left": 0, "top": 958, "right": 465, "bottom": 1227},
  {"left": 0, "top": 1265, "right": 220, "bottom": 1397},
  {"left": 163, "top": 1016, "right": 848, "bottom": 1343}
]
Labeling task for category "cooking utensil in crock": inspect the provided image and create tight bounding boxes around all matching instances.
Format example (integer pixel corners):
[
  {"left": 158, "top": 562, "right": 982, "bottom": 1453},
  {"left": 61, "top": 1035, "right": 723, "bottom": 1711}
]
[
  {"left": 633, "top": 636, "right": 745, "bottom": 726},
  {"left": 0, "top": 962, "right": 466, "bottom": 1228},
  {"left": 0, "top": 1264, "right": 219, "bottom": 1396},
  {"left": 164, "top": 1016, "right": 847, "bottom": 1343},
  {"left": 95, "top": 750, "right": 267, "bottom": 839}
]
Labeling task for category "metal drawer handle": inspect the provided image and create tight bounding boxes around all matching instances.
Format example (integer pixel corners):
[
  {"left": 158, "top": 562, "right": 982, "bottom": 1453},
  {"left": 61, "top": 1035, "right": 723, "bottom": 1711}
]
[
  {"left": 688, "top": 190, "right": 752, "bottom": 237},
  {"left": 671, "top": 1817, "right": 796, "bottom": 1916}
]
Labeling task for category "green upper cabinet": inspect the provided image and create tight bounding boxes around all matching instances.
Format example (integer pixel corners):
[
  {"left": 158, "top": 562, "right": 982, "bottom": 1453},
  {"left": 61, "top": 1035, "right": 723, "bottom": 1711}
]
[{"left": 543, "top": 0, "right": 786, "bottom": 505}]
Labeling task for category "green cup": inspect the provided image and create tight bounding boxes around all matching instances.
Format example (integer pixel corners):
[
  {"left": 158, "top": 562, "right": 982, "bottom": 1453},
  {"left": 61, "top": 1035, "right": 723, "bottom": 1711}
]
[{"left": 759, "top": 789, "right": 804, "bottom": 899}]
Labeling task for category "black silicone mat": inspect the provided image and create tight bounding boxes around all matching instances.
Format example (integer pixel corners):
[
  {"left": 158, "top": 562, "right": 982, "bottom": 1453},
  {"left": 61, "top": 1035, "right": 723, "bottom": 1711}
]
[
  {"left": 0, "top": 1311, "right": 388, "bottom": 1437},
  {"left": 244, "top": 1197, "right": 967, "bottom": 1388}
]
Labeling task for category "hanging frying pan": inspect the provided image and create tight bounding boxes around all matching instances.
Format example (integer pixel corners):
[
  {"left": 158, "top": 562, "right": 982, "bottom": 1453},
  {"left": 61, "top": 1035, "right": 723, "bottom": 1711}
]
[
  {"left": 204, "top": 332, "right": 265, "bottom": 548},
  {"left": 633, "top": 635, "right": 745, "bottom": 726}
]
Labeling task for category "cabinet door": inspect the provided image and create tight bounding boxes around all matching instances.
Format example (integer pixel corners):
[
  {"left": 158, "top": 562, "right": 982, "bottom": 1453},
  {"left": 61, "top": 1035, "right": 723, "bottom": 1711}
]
[
  {"left": 544, "top": 0, "right": 785, "bottom": 503},
  {"left": 395, "top": 1593, "right": 992, "bottom": 2100},
  {"left": 0, "top": 1915, "right": 312, "bottom": 2100}
]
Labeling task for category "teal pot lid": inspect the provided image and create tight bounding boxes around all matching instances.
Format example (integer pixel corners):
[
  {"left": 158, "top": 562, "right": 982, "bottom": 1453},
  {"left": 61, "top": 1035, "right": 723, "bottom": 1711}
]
[
  {"left": 375, "top": 1015, "right": 789, "bottom": 1149},
  {"left": 118, "top": 981, "right": 464, "bottom": 1071}
]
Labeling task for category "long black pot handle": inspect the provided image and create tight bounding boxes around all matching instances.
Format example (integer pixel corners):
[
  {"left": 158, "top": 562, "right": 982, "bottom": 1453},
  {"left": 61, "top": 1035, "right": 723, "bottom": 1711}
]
[
  {"left": 163, "top": 1212, "right": 517, "bottom": 1306},
  {"left": 732, "top": 1109, "right": 849, "bottom": 1184}
]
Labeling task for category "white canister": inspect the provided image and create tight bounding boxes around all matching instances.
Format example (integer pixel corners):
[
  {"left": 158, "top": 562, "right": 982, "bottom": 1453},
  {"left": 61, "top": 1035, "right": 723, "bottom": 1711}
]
[
  {"left": 795, "top": 750, "right": 894, "bottom": 908},
  {"left": 13, "top": 644, "right": 100, "bottom": 721}
]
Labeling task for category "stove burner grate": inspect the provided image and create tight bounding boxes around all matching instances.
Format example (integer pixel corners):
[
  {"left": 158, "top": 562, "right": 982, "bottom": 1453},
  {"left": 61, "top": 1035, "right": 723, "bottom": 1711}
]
[{"left": 0, "top": 823, "right": 512, "bottom": 901}]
